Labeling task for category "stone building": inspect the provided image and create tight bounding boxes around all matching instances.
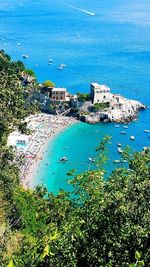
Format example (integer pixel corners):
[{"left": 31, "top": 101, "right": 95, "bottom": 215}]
[{"left": 90, "top": 83, "right": 111, "bottom": 104}]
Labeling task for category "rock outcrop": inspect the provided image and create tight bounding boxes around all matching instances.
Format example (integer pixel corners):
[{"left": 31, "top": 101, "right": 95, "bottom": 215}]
[{"left": 79, "top": 98, "right": 145, "bottom": 124}]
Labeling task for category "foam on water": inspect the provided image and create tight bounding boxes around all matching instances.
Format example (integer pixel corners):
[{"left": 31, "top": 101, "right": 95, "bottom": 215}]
[{"left": 67, "top": 4, "right": 95, "bottom": 16}]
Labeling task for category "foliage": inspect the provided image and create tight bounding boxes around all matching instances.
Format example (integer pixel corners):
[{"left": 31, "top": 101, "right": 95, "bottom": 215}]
[
  {"left": 90, "top": 102, "right": 110, "bottom": 112},
  {"left": 77, "top": 92, "right": 90, "bottom": 101},
  {"left": 0, "top": 51, "right": 149, "bottom": 267},
  {"left": 24, "top": 69, "right": 35, "bottom": 77},
  {"left": 43, "top": 80, "right": 55, "bottom": 88}
]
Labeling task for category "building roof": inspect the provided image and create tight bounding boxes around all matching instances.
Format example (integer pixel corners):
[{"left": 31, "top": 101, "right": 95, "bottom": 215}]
[
  {"left": 52, "top": 87, "right": 67, "bottom": 92},
  {"left": 91, "top": 83, "right": 110, "bottom": 91}
]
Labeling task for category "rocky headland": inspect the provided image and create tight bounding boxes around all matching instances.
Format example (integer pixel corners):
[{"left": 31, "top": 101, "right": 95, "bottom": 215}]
[{"left": 78, "top": 96, "right": 146, "bottom": 124}]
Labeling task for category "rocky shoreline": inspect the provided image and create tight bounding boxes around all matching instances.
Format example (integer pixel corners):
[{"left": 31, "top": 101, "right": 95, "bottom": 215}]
[{"left": 78, "top": 98, "right": 146, "bottom": 124}]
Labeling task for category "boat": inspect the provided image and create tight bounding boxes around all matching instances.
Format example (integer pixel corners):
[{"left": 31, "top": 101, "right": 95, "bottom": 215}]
[
  {"left": 117, "top": 143, "right": 122, "bottom": 147},
  {"left": 130, "top": 136, "right": 135, "bottom": 140},
  {"left": 22, "top": 54, "right": 29, "bottom": 59},
  {"left": 113, "top": 160, "right": 120, "bottom": 164},
  {"left": 123, "top": 125, "right": 128, "bottom": 129},
  {"left": 17, "top": 42, "right": 21, "bottom": 46},
  {"left": 59, "top": 156, "right": 68, "bottom": 162},
  {"left": 58, "top": 64, "right": 66, "bottom": 70},
  {"left": 48, "top": 58, "right": 53, "bottom": 63},
  {"left": 144, "top": 130, "right": 150, "bottom": 133},
  {"left": 118, "top": 148, "right": 123, "bottom": 153},
  {"left": 121, "top": 131, "right": 126, "bottom": 134},
  {"left": 115, "top": 125, "right": 120, "bottom": 128},
  {"left": 88, "top": 157, "right": 95, "bottom": 162}
]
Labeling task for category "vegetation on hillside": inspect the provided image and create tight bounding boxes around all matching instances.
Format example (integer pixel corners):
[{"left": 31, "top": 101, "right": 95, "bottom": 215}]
[
  {"left": 90, "top": 102, "right": 110, "bottom": 112},
  {"left": 0, "top": 51, "right": 149, "bottom": 267}
]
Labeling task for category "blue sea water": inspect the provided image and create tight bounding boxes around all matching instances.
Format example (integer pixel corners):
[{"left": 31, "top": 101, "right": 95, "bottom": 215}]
[{"left": 0, "top": 0, "right": 150, "bottom": 193}]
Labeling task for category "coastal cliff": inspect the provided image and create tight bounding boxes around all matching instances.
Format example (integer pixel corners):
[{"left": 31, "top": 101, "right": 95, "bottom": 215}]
[{"left": 78, "top": 97, "right": 145, "bottom": 124}]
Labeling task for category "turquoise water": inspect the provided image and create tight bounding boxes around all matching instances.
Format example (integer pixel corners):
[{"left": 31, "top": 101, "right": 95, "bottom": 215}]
[{"left": 1, "top": 0, "right": 150, "bottom": 192}]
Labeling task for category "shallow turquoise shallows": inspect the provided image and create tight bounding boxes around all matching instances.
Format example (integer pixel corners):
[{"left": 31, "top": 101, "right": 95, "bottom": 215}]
[{"left": 1, "top": 0, "right": 150, "bottom": 193}]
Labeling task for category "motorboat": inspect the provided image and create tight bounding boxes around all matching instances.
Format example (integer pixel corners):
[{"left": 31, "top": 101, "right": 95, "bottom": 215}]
[
  {"left": 115, "top": 125, "right": 120, "bottom": 128},
  {"left": 121, "top": 131, "right": 126, "bottom": 134},
  {"left": 17, "top": 42, "right": 21, "bottom": 46},
  {"left": 118, "top": 148, "right": 123, "bottom": 153},
  {"left": 58, "top": 64, "right": 66, "bottom": 70},
  {"left": 130, "top": 136, "right": 135, "bottom": 141},
  {"left": 59, "top": 156, "right": 68, "bottom": 162},
  {"left": 88, "top": 157, "right": 95, "bottom": 162},
  {"left": 117, "top": 143, "right": 122, "bottom": 147},
  {"left": 22, "top": 54, "right": 29, "bottom": 59},
  {"left": 48, "top": 58, "right": 53, "bottom": 63},
  {"left": 144, "top": 130, "right": 150, "bottom": 133},
  {"left": 113, "top": 160, "right": 120, "bottom": 164},
  {"left": 123, "top": 125, "right": 128, "bottom": 129}
]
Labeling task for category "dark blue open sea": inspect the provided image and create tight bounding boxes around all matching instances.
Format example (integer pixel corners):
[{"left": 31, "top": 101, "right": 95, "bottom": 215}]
[{"left": 1, "top": 0, "right": 150, "bottom": 193}]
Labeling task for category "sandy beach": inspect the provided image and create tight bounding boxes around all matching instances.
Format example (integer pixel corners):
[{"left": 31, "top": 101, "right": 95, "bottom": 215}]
[{"left": 11, "top": 114, "right": 78, "bottom": 189}]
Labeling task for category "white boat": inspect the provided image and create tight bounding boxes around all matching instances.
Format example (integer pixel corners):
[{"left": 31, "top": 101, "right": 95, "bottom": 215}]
[
  {"left": 113, "top": 160, "right": 120, "bottom": 164},
  {"left": 117, "top": 143, "right": 122, "bottom": 147},
  {"left": 59, "top": 156, "right": 68, "bottom": 162},
  {"left": 130, "top": 136, "right": 135, "bottom": 140},
  {"left": 17, "top": 42, "right": 21, "bottom": 46},
  {"left": 118, "top": 148, "right": 123, "bottom": 153},
  {"left": 121, "top": 131, "right": 126, "bottom": 134},
  {"left": 115, "top": 125, "right": 120, "bottom": 128},
  {"left": 22, "top": 54, "right": 29, "bottom": 59},
  {"left": 48, "top": 58, "right": 53, "bottom": 63},
  {"left": 58, "top": 64, "right": 66, "bottom": 70},
  {"left": 144, "top": 130, "right": 150, "bottom": 133},
  {"left": 88, "top": 157, "right": 95, "bottom": 162},
  {"left": 123, "top": 125, "right": 128, "bottom": 129}
]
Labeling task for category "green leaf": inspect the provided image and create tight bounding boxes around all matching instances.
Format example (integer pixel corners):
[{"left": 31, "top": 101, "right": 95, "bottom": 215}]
[
  {"left": 41, "top": 245, "right": 50, "bottom": 259},
  {"left": 135, "top": 251, "right": 141, "bottom": 260},
  {"left": 7, "top": 259, "right": 16, "bottom": 267},
  {"left": 137, "top": 261, "right": 145, "bottom": 267}
]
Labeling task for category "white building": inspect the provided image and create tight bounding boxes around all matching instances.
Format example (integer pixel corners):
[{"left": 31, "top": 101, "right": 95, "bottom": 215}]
[{"left": 90, "top": 83, "right": 111, "bottom": 104}]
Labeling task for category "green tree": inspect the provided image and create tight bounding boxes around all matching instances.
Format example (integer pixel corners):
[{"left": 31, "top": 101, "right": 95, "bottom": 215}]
[{"left": 43, "top": 80, "right": 55, "bottom": 88}]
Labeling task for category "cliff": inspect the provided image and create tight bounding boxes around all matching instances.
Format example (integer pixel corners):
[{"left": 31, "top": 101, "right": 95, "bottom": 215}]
[{"left": 79, "top": 98, "right": 145, "bottom": 124}]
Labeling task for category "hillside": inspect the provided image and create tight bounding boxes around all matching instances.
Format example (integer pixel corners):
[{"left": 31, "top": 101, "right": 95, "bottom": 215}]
[{"left": 0, "top": 51, "right": 149, "bottom": 267}]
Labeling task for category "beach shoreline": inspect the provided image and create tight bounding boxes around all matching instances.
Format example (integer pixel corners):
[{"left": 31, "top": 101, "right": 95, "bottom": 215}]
[{"left": 17, "top": 114, "right": 78, "bottom": 189}]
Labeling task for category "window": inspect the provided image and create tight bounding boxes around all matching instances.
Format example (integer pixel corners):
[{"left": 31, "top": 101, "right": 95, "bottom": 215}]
[
  {"left": 103, "top": 95, "right": 106, "bottom": 99},
  {"left": 56, "top": 97, "right": 58, "bottom": 100}
]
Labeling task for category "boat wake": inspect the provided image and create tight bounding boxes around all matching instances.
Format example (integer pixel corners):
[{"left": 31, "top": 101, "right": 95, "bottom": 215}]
[{"left": 68, "top": 5, "right": 95, "bottom": 16}]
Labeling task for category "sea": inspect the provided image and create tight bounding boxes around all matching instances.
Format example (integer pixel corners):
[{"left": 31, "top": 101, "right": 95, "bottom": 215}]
[{"left": 0, "top": 0, "right": 150, "bottom": 194}]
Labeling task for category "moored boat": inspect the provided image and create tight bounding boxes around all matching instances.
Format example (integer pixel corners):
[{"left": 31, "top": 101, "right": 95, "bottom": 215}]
[
  {"left": 117, "top": 143, "right": 122, "bottom": 147},
  {"left": 59, "top": 156, "right": 68, "bottom": 162},
  {"left": 130, "top": 136, "right": 135, "bottom": 140},
  {"left": 22, "top": 54, "right": 29, "bottom": 59},
  {"left": 58, "top": 64, "right": 66, "bottom": 70},
  {"left": 118, "top": 148, "right": 123, "bottom": 153},
  {"left": 113, "top": 160, "right": 120, "bottom": 163},
  {"left": 88, "top": 157, "right": 95, "bottom": 162}
]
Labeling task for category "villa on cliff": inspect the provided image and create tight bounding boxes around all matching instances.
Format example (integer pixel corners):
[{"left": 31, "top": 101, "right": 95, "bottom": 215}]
[
  {"left": 50, "top": 87, "right": 71, "bottom": 103},
  {"left": 90, "top": 82, "right": 125, "bottom": 107},
  {"left": 90, "top": 83, "right": 111, "bottom": 104}
]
